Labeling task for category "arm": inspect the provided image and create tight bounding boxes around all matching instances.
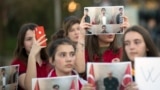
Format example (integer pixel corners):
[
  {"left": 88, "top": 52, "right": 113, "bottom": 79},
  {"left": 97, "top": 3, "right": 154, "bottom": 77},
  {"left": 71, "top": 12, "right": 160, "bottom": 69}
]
[
  {"left": 74, "top": 15, "right": 91, "bottom": 73},
  {"left": 24, "top": 34, "right": 47, "bottom": 90}
]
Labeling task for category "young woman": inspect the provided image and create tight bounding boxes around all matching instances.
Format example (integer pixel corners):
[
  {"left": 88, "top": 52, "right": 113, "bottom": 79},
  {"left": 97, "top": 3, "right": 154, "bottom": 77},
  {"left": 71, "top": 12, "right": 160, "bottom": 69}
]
[
  {"left": 47, "top": 38, "right": 95, "bottom": 90},
  {"left": 11, "top": 23, "right": 52, "bottom": 90},
  {"left": 52, "top": 15, "right": 91, "bottom": 73},
  {"left": 85, "top": 16, "right": 129, "bottom": 63},
  {"left": 122, "top": 25, "right": 159, "bottom": 90}
]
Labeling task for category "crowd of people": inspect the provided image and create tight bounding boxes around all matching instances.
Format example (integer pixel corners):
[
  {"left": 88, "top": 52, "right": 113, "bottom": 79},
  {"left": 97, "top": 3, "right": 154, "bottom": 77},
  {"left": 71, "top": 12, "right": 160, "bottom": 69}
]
[{"left": 0, "top": 6, "right": 159, "bottom": 90}]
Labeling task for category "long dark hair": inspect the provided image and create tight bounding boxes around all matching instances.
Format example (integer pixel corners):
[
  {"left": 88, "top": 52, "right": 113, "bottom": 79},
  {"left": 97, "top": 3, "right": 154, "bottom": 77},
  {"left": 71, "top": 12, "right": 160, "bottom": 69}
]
[
  {"left": 14, "top": 23, "right": 48, "bottom": 63},
  {"left": 86, "top": 34, "right": 120, "bottom": 61},
  {"left": 122, "top": 25, "right": 159, "bottom": 61}
]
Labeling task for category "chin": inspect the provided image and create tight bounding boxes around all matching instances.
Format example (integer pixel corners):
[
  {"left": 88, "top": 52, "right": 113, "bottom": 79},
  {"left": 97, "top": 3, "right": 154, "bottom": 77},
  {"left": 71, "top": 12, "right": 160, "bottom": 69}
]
[{"left": 65, "top": 68, "right": 73, "bottom": 73}]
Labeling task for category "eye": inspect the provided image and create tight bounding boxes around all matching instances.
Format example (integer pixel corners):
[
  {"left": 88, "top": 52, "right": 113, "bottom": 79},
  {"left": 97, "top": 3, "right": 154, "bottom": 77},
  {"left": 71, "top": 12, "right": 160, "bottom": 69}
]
[
  {"left": 70, "top": 52, "right": 75, "bottom": 57},
  {"left": 69, "top": 28, "right": 75, "bottom": 32},
  {"left": 59, "top": 53, "right": 66, "bottom": 57},
  {"left": 25, "top": 37, "right": 32, "bottom": 41},
  {"left": 135, "top": 40, "right": 141, "bottom": 45},
  {"left": 124, "top": 41, "right": 130, "bottom": 46},
  {"left": 77, "top": 27, "right": 80, "bottom": 31}
]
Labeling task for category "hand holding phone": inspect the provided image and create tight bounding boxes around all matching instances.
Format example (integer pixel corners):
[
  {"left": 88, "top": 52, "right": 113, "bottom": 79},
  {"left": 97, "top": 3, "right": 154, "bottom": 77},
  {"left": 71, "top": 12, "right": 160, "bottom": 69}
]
[{"left": 35, "top": 26, "right": 47, "bottom": 46}]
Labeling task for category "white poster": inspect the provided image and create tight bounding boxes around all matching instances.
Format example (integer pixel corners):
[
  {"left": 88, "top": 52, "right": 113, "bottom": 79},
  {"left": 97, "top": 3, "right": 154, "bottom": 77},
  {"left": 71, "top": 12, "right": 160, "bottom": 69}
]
[
  {"left": 135, "top": 57, "right": 160, "bottom": 90},
  {"left": 32, "top": 75, "right": 79, "bottom": 90},
  {"left": 87, "top": 62, "right": 132, "bottom": 90}
]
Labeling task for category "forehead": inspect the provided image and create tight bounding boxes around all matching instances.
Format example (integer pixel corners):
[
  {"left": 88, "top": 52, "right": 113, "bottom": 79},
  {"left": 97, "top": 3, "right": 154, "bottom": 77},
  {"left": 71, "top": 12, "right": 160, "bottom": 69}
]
[
  {"left": 25, "top": 29, "right": 34, "bottom": 37},
  {"left": 124, "top": 31, "right": 144, "bottom": 41},
  {"left": 56, "top": 44, "right": 74, "bottom": 52}
]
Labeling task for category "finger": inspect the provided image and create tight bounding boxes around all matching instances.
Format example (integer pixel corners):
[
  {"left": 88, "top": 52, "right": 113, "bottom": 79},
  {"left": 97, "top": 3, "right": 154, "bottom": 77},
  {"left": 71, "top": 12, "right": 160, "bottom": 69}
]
[
  {"left": 41, "top": 45, "right": 46, "bottom": 48},
  {"left": 37, "top": 34, "right": 46, "bottom": 42},
  {"left": 82, "top": 23, "right": 92, "bottom": 29},
  {"left": 81, "top": 15, "right": 86, "bottom": 23},
  {"left": 39, "top": 38, "right": 47, "bottom": 46},
  {"left": 122, "top": 16, "right": 129, "bottom": 22}
]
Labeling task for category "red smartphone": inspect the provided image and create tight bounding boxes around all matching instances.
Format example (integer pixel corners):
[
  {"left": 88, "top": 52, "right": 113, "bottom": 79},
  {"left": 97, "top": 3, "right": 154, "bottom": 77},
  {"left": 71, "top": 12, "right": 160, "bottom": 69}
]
[{"left": 35, "top": 26, "right": 47, "bottom": 46}]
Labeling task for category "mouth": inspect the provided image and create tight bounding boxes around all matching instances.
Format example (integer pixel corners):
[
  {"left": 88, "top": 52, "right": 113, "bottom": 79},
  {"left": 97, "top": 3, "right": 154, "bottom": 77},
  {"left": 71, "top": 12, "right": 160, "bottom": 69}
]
[
  {"left": 107, "top": 35, "right": 114, "bottom": 38},
  {"left": 130, "top": 52, "right": 138, "bottom": 56},
  {"left": 65, "top": 64, "right": 73, "bottom": 68}
]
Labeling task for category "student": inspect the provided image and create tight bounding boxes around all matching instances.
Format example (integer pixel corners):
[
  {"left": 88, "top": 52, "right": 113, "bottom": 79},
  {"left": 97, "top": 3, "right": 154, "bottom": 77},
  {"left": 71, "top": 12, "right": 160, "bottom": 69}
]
[
  {"left": 47, "top": 38, "right": 95, "bottom": 90},
  {"left": 85, "top": 16, "right": 129, "bottom": 63},
  {"left": 121, "top": 25, "right": 159, "bottom": 90},
  {"left": 52, "top": 15, "right": 91, "bottom": 73},
  {"left": 11, "top": 23, "right": 52, "bottom": 90}
]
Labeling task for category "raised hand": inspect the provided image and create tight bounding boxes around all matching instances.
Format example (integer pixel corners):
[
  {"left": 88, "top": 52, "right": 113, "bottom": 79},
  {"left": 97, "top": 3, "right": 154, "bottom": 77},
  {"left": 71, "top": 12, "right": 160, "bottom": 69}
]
[
  {"left": 121, "top": 16, "right": 130, "bottom": 31},
  {"left": 29, "top": 31, "right": 47, "bottom": 57}
]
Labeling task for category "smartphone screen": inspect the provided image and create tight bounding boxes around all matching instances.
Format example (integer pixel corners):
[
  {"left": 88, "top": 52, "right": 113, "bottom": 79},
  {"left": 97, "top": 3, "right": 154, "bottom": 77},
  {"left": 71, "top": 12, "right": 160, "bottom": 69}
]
[{"left": 35, "top": 26, "right": 47, "bottom": 46}]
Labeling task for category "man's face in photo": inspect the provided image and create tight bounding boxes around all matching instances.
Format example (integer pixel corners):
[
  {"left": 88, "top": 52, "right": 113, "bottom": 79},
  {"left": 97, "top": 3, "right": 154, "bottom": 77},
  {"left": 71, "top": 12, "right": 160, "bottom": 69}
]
[
  {"left": 101, "top": 8, "right": 106, "bottom": 15},
  {"left": 119, "top": 8, "right": 123, "bottom": 14},
  {"left": 102, "top": 26, "right": 106, "bottom": 30}
]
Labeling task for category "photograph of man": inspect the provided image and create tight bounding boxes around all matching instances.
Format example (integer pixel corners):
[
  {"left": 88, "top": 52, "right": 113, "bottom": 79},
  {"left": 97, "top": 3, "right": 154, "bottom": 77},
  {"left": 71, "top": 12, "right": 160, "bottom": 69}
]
[
  {"left": 53, "top": 84, "right": 60, "bottom": 90},
  {"left": 116, "top": 7, "right": 123, "bottom": 24},
  {"left": 103, "top": 71, "right": 119, "bottom": 90},
  {"left": 1, "top": 86, "right": 5, "bottom": 90},
  {"left": 84, "top": 8, "right": 91, "bottom": 23},
  {"left": 0, "top": 68, "right": 6, "bottom": 86},
  {"left": 12, "top": 66, "right": 18, "bottom": 83},
  {"left": 95, "top": 8, "right": 107, "bottom": 24},
  {"left": 101, "top": 25, "right": 107, "bottom": 33}
]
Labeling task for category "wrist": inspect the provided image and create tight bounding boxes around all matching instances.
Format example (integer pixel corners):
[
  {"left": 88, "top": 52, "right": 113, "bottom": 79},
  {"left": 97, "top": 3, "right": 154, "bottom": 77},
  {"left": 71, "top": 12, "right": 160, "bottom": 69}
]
[{"left": 77, "top": 42, "right": 85, "bottom": 47}]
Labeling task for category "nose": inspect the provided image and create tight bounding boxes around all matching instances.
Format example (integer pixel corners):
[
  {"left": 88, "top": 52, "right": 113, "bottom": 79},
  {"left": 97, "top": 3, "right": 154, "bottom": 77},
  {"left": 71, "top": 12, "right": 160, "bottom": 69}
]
[
  {"left": 129, "top": 42, "right": 136, "bottom": 50},
  {"left": 75, "top": 29, "right": 80, "bottom": 34},
  {"left": 65, "top": 55, "right": 72, "bottom": 62}
]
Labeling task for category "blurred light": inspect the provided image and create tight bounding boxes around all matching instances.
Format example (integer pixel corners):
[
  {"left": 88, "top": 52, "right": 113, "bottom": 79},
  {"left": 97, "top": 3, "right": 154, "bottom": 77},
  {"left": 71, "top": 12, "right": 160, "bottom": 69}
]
[{"left": 68, "top": 0, "right": 77, "bottom": 12}]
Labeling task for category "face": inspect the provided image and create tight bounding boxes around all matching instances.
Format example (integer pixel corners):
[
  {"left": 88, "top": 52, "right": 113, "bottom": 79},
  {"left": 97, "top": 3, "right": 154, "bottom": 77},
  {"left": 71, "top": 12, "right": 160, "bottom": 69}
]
[
  {"left": 101, "top": 9, "right": 106, "bottom": 15},
  {"left": 119, "top": 9, "right": 123, "bottom": 14},
  {"left": 24, "top": 30, "right": 34, "bottom": 54},
  {"left": 102, "top": 26, "right": 106, "bottom": 30},
  {"left": 124, "top": 31, "right": 148, "bottom": 61},
  {"left": 108, "top": 72, "right": 112, "bottom": 77},
  {"left": 53, "top": 44, "right": 75, "bottom": 74},
  {"left": 98, "top": 34, "right": 115, "bottom": 47},
  {"left": 67, "top": 23, "right": 80, "bottom": 43},
  {"left": 84, "top": 10, "right": 88, "bottom": 15}
]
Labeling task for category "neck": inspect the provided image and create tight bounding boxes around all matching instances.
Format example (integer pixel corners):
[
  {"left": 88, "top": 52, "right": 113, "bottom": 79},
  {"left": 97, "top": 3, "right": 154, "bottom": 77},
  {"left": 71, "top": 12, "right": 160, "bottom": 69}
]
[
  {"left": 98, "top": 40, "right": 110, "bottom": 47},
  {"left": 55, "top": 69, "right": 72, "bottom": 76}
]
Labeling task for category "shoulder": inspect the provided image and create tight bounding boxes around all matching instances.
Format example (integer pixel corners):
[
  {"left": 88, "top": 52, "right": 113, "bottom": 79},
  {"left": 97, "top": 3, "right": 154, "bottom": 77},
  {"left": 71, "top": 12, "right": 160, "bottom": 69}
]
[{"left": 11, "top": 58, "right": 26, "bottom": 66}]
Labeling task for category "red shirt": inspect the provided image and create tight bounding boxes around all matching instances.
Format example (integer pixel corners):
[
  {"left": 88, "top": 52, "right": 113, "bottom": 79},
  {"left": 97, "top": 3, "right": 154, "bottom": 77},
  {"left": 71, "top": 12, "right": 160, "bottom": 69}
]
[
  {"left": 48, "top": 69, "right": 83, "bottom": 90},
  {"left": 11, "top": 58, "right": 52, "bottom": 90},
  {"left": 85, "top": 48, "right": 122, "bottom": 62}
]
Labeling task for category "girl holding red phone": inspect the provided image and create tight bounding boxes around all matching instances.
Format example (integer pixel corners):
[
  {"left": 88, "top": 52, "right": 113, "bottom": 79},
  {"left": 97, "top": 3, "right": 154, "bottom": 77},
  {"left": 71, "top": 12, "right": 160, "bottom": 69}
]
[{"left": 11, "top": 23, "right": 52, "bottom": 90}]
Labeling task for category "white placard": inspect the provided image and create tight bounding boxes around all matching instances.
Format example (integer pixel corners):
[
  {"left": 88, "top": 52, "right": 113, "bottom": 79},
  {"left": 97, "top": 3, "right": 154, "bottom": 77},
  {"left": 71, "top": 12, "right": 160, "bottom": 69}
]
[
  {"left": 32, "top": 75, "right": 79, "bottom": 90},
  {"left": 135, "top": 57, "right": 160, "bottom": 90}
]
